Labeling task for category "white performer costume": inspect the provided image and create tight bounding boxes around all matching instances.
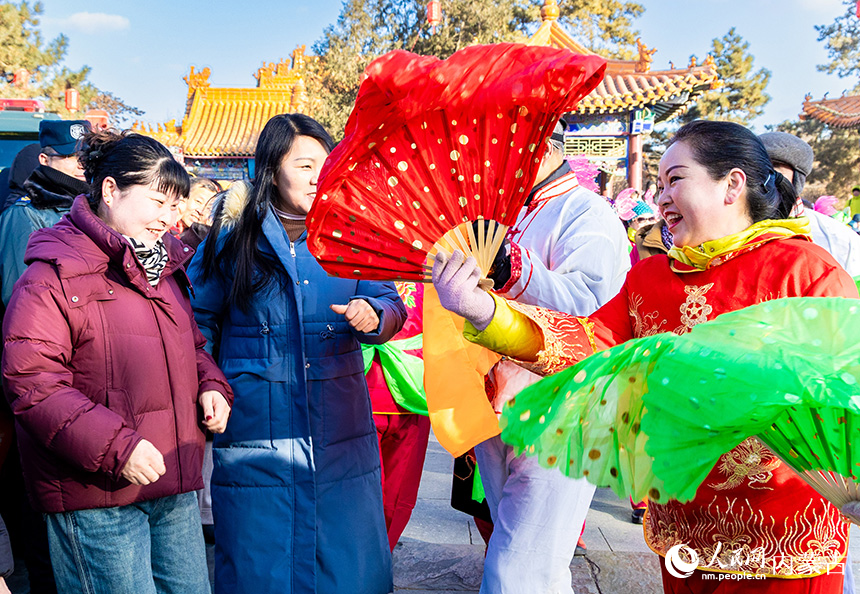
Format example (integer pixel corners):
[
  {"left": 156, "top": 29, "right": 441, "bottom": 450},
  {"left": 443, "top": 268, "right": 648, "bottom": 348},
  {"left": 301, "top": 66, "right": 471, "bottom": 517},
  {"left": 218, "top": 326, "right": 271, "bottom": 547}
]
[
  {"left": 806, "top": 209, "right": 860, "bottom": 277},
  {"left": 475, "top": 162, "right": 630, "bottom": 594}
]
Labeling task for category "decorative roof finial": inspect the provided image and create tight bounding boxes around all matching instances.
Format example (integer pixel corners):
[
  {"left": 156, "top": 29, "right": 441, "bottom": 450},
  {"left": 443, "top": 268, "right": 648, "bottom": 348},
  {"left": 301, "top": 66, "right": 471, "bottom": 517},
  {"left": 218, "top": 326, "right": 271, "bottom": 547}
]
[
  {"left": 635, "top": 38, "right": 657, "bottom": 73},
  {"left": 541, "top": 0, "right": 560, "bottom": 22}
]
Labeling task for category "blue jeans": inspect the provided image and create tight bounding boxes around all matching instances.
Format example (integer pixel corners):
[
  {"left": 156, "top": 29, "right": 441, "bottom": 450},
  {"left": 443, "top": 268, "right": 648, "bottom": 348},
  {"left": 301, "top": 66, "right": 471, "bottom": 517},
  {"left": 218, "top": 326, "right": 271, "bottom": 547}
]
[{"left": 45, "top": 492, "right": 209, "bottom": 594}]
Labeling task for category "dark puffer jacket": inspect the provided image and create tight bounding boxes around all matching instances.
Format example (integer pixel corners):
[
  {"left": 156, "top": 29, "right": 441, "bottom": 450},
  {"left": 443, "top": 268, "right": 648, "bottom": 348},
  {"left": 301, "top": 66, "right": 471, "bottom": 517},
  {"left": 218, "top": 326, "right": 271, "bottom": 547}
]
[{"left": 2, "top": 196, "right": 232, "bottom": 513}]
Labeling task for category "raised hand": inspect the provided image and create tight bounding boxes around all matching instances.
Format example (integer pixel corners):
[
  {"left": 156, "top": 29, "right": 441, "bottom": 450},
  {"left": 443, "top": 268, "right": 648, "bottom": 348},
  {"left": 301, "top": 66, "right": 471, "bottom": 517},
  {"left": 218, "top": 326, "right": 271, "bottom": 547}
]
[
  {"left": 331, "top": 299, "right": 380, "bottom": 333},
  {"left": 432, "top": 250, "right": 496, "bottom": 331}
]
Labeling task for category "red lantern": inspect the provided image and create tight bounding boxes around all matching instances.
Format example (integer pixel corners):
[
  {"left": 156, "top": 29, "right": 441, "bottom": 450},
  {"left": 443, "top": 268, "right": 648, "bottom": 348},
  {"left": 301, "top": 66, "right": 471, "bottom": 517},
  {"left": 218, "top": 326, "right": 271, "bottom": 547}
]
[
  {"left": 84, "top": 109, "right": 109, "bottom": 131},
  {"left": 65, "top": 87, "right": 79, "bottom": 112},
  {"left": 427, "top": 1, "right": 441, "bottom": 34}
]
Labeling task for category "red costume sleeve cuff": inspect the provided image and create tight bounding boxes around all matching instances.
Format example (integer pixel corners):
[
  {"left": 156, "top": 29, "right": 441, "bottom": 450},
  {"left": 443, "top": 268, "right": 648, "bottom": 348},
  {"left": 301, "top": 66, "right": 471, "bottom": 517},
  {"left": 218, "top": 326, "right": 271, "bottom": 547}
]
[{"left": 497, "top": 242, "right": 523, "bottom": 295}]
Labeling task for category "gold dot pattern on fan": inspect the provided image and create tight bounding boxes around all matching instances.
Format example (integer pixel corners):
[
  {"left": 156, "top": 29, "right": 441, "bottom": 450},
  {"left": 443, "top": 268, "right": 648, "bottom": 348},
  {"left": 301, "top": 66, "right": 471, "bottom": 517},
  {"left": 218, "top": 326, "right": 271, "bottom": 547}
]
[
  {"left": 459, "top": 134, "right": 469, "bottom": 145},
  {"left": 458, "top": 196, "right": 467, "bottom": 207},
  {"left": 388, "top": 177, "right": 398, "bottom": 187},
  {"left": 394, "top": 220, "right": 405, "bottom": 230},
  {"left": 450, "top": 150, "right": 460, "bottom": 161},
  {"left": 397, "top": 161, "right": 408, "bottom": 171}
]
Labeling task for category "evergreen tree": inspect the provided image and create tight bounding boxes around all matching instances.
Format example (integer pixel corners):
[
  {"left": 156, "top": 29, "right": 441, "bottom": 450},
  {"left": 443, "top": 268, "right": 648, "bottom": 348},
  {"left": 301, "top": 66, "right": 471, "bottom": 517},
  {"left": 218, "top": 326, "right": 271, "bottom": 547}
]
[
  {"left": 0, "top": 1, "right": 140, "bottom": 119},
  {"left": 815, "top": 0, "right": 860, "bottom": 80},
  {"left": 309, "top": 0, "right": 643, "bottom": 138},
  {"left": 771, "top": 0, "right": 860, "bottom": 199},
  {"left": 680, "top": 28, "right": 770, "bottom": 125},
  {"left": 514, "top": 0, "right": 644, "bottom": 60}
]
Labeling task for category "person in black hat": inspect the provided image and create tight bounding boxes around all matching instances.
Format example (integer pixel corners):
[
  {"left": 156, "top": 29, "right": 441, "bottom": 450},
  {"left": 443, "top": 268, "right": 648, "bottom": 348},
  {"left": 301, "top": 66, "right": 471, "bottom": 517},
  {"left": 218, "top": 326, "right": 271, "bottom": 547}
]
[
  {"left": 0, "top": 119, "right": 90, "bottom": 594},
  {"left": 0, "top": 119, "right": 91, "bottom": 304}
]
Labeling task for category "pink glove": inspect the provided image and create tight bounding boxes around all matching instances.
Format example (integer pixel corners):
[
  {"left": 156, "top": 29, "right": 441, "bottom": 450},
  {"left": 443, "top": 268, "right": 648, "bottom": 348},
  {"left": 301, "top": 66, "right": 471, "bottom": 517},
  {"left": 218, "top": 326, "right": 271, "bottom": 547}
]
[{"left": 432, "top": 250, "right": 496, "bottom": 331}]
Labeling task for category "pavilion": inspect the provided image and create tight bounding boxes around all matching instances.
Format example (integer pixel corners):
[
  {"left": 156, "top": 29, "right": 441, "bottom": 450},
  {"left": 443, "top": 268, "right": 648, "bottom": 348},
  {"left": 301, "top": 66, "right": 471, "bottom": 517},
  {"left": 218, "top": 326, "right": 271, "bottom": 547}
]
[
  {"left": 133, "top": 46, "right": 312, "bottom": 181},
  {"left": 800, "top": 93, "right": 860, "bottom": 129},
  {"left": 528, "top": 0, "right": 721, "bottom": 192}
]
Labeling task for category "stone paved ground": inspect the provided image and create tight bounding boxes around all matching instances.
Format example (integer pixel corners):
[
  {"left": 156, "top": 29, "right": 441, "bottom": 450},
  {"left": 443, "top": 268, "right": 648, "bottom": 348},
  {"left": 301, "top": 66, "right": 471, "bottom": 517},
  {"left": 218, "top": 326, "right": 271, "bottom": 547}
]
[{"left": 8, "top": 430, "right": 860, "bottom": 592}]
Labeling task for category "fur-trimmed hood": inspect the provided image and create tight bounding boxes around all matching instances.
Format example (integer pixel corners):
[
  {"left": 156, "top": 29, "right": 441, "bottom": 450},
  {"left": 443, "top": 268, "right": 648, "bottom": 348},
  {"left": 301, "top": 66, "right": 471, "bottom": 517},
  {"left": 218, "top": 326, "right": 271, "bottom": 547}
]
[{"left": 215, "top": 181, "right": 252, "bottom": 229}]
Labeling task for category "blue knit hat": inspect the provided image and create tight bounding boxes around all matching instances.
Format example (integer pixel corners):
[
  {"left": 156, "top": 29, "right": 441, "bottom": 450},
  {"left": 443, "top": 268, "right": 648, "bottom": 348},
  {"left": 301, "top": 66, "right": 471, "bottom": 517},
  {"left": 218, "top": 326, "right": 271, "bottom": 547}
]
[{"left": 631, "top": 201, "right": 654, "bottom": 219}]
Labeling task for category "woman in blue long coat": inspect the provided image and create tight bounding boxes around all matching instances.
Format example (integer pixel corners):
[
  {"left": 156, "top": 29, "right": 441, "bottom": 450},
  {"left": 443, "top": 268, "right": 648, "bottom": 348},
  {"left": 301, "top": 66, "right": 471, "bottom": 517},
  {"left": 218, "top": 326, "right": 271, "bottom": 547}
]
[{"left": 187, "top": 114, "right": 406, "bottom": 594}]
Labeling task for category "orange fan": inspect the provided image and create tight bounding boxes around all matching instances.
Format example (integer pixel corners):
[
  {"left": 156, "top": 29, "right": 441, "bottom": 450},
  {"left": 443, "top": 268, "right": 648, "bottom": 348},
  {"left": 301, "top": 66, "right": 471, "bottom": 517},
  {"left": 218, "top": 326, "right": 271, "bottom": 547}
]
[{"left": 308, "top": 44, "right": 605, "bottom": 283}]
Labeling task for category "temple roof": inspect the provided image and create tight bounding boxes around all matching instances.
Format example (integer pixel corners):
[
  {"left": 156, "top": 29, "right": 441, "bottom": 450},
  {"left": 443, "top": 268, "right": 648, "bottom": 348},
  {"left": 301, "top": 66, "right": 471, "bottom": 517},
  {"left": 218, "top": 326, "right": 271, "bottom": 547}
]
[
  {"left": 133, "top": 46, "right": 311, "bottom": 157},
  {"left": 800, "top": 93, "right": 860, "bottom": 129},
  {"left": 528, "top": 0, "right": 720, "bottom": 121}
]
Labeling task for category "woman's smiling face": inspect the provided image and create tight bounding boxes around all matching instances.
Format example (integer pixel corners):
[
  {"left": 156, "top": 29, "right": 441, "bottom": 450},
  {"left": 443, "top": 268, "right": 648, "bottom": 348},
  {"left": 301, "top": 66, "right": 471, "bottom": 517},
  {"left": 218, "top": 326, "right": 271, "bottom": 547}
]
[
  {"left": 657, "top": 140, "right": 746, "bottom": 248},
  {"left": 100, "top": 178, "right": 183, "bottom": 248}
]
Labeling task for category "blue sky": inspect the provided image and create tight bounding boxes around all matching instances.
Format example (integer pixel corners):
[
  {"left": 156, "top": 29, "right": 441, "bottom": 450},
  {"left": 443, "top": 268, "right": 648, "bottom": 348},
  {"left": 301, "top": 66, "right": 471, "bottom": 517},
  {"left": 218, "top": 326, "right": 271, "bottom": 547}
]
[{"left": 36, "top": 0, "right": 851, "bottom": 131}]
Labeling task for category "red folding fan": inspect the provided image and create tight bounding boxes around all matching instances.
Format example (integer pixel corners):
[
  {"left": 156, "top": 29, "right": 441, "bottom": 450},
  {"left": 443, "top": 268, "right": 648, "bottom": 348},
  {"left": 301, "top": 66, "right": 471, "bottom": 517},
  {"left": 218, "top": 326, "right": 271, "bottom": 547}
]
[{"left": 307, "top": 43, "right": 606, "bottom": 283}]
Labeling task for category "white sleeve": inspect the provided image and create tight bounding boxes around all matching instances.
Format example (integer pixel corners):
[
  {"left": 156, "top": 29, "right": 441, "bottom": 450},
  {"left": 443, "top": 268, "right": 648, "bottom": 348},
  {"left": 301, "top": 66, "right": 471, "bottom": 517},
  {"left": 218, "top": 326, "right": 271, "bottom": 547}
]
[
  {"left": 498, "top": 205, "right": 630, "bottom": 316},
  {"left": 808, "top": 210, "right": 860, "bottom": 277}
]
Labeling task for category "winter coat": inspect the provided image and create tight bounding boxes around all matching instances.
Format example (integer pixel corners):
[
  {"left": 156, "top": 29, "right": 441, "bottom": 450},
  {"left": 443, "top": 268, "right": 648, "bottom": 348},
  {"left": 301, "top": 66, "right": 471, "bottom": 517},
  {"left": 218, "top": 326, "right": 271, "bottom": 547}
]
[
  {"left": 0, "top": 513, "right": 10, "bottom": 579},
  {"left": 1, "top": 197, "right": 233, "bottom": 514},
  {"left": 187, "top": 191, "right": 406, "bottom": 594},
  {"left": 0, "top": 165, "right": 89, "bottom": 305},
  {"left": 633, "top": 219, "right": 670, "bottom": 262},
  {"left": 0, "top": 142, "right": 40, "bottom": 213}
]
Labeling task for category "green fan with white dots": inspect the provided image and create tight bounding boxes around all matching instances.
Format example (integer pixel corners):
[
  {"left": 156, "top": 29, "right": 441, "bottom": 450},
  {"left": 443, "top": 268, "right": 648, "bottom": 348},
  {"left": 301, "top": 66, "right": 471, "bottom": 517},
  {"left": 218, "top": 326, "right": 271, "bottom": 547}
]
[{"left": 500, "top": 297, "right": 860, "bottom": 520}]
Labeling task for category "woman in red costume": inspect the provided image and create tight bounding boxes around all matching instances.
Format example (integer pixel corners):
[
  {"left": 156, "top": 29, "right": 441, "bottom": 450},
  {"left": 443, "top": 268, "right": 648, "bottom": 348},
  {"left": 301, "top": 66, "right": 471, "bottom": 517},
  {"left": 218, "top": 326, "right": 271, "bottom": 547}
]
[{"left": 431, "top": 120, "right": 857, "bottom": 593}]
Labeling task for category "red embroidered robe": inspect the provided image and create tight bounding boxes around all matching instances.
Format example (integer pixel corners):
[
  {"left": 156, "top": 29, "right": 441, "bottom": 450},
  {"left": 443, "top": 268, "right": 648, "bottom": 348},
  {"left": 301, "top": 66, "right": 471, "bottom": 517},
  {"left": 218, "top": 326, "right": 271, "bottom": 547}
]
[{"left": 507, "top": 234, "right": 858, "bottom": 578}]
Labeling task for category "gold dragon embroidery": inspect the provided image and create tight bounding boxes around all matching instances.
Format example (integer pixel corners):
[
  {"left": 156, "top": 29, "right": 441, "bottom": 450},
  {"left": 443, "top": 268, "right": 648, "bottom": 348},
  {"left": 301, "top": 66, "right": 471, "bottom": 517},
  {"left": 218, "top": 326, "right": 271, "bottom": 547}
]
[
  {"left": 628, "top": 293, "right": 669, "bottom": 337},
  {"left": 710, "top": 438, "right": 779, "bottom": 491}
]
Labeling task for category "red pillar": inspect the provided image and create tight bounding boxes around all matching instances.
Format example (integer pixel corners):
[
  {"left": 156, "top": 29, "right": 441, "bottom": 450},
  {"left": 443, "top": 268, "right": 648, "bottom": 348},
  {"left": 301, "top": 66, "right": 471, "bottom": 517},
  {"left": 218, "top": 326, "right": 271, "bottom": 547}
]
[{"left": 628, "top": 133, "right": 643, "bottom": 192}]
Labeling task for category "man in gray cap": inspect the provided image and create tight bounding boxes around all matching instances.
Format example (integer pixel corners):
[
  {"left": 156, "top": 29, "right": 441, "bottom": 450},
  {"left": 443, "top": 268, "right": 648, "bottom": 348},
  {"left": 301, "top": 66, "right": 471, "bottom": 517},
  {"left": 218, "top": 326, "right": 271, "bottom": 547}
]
[
  {"left": 759, "top": 131, "right": 860, "bottom": 277},
  {"left": 761, "top": 131, "right": 859, "bottom": 594}
]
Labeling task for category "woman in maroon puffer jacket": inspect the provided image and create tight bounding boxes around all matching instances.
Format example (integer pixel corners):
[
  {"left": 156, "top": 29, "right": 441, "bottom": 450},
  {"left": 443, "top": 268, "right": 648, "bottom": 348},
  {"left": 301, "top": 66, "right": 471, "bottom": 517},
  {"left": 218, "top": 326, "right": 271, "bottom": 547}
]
[{"left": 1, "top": 129, "right": 233, "bottom": 594}]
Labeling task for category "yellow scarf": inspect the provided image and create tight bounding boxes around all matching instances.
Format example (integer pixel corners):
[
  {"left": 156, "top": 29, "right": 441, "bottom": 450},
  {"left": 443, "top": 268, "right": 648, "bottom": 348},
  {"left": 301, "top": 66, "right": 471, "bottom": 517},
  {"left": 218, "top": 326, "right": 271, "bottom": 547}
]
[{"left": 667, "top": 218, "right": 811, "bottom": 271}]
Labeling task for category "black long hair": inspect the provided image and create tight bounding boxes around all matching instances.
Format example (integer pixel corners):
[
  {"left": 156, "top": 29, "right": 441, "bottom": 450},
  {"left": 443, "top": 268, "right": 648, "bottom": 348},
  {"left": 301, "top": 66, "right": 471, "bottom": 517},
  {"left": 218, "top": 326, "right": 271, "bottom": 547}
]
[
  {"left": 668, "top": 120, "right": 797, "bottom": 222},
  {"left": 200, "top": 114, "right": 334, "bottom": 308},
  {"left": 79, "top": 129, "right": 190, "bottom": 211}
]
